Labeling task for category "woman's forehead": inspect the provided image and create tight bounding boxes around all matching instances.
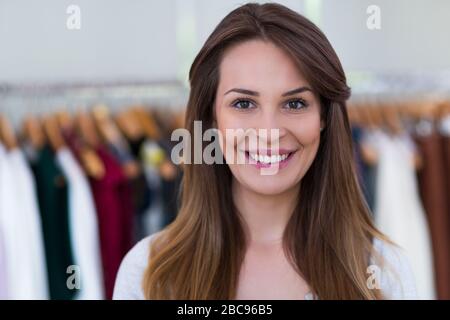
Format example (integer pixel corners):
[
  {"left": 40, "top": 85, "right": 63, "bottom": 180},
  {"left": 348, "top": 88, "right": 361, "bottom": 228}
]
[{"left": 218, "top": 39, "right": 310, "bottom": 95}]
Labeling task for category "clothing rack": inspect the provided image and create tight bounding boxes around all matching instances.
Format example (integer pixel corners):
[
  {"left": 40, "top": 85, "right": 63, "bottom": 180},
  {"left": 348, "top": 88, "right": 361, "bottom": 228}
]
[
  {"left": 348, "top": 70, "right": 450, "bottom": 104},
  {"left": 0, "top": 81, "right": 186, "bottom": 300},
  {"left": 0, "top": 81, "right": 189, "bottom": 128}
]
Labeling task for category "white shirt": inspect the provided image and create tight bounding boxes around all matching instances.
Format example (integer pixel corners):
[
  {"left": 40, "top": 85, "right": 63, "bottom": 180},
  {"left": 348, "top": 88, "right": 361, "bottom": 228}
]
[
  {"left": 8, "top": 148, "right": 49, "bottom": 299},
  {"left": 112, "top": 233, "right": 417, "bottom": 300},
  {"left": 56, "top": 148, "right": 104, "bottom": 299},
  {"left": 0, "top": 143, "right": 9, "bottom": 299},
  {"left": 0, "top": 146, "right": 49, "bottom": 299},
  {"left": 365, "top": 130, "right": 435, "bottom": 299}
]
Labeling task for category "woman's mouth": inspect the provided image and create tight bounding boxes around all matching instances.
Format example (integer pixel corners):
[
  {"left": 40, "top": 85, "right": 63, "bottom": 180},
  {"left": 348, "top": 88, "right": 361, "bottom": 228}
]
[{"left": 243, "top": 149, "right": 297, "bottom": 169}]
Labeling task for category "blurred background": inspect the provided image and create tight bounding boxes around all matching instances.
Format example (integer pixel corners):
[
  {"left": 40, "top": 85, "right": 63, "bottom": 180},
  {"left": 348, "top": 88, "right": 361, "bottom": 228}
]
[{"left": 0, "top": 0, "right": 450, "bottom": 300}]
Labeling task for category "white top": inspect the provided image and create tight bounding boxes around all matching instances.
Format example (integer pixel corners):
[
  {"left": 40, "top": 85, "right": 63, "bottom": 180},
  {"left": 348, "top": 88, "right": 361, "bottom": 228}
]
[
  {"left": 0, "top": 147, "right": 49, "bottom": 299},
  {"left": 113, "top": 233, "right": 418, "bottom": 300},
  {"left": 364, "top": 130, "right": 435, "bottom": 299},
  {"left": 56, "top": 148, "right": 105, "bottom": 300}
]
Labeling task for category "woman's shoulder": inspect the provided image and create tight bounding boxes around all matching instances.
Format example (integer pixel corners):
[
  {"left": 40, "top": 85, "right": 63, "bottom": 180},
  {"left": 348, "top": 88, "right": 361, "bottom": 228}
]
[
  {"left": 112, "top": 233, "right": 418, "bottom": 300},
  {"left": 371, "top": 237, "right": 418, "bottom": 299},
  {"left": 113, "top": 231, "right": 162, "bottom": 300}
]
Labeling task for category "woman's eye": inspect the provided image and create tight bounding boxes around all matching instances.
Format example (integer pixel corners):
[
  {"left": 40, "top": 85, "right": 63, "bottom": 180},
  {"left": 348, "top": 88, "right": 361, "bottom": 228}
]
[
  {"left": 232, "top": 99, "right": 254, "bottom": 110},
  {"left": 285, "top": 99, "right": 308, "bottom": 110}
]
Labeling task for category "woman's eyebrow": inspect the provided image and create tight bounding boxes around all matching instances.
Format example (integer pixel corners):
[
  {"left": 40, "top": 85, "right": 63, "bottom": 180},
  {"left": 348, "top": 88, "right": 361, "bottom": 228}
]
[
  {"left": 281, "top": 86, "right": 313, "bottom": 96},
  {"left": 224, "top": 88, "right": 259, "bottom": 96},
  {"left": 224, "top": 86, "right": 312, "bottom": 96}
]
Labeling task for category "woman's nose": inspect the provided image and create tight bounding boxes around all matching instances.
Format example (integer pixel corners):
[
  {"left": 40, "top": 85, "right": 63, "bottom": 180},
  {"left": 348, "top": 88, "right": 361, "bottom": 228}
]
[{"left": 253, "top": 109, "right": 287, "bottom": 141}]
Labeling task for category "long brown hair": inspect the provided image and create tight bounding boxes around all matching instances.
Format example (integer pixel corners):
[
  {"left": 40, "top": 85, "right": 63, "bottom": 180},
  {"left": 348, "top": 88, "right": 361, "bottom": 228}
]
[{"left": 143, "top": 2, "right": 388, "bottom": 300}]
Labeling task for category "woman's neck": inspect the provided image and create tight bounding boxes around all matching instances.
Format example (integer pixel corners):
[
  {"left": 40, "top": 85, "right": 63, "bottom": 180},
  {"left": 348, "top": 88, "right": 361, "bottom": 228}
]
[{"left": 232, "top": 179, "right": 300, "bottom": 246}]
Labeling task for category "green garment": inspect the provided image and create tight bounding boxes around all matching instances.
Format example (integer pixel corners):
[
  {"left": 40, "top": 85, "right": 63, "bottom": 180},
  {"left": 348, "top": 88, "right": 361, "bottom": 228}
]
[{"left": 30, "top": 145, "right": 77, "bottom": 300}]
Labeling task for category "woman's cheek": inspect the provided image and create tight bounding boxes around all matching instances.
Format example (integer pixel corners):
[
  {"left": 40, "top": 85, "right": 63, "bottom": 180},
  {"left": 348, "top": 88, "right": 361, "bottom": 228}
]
[
  {"left": 216, "top": 115, "right": 245, "bottom": 161},
  {"left": 285, "top": 115, "right": 321, "bottom": 146}
]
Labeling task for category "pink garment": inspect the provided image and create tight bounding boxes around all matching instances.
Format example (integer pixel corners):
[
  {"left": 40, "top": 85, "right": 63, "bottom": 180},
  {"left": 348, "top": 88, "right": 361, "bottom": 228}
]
[{"left": 89, "top": 146, "right": 134, "bottom": 300}]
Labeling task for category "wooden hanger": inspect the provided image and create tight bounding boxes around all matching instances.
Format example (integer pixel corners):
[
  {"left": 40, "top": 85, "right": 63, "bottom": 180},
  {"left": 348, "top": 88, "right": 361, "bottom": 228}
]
[
  {"left": 133, "top": 106, "right": 161, "bottom": 141},
  {"left": 356, "top": 100, "right": 379, "bottom": 165},
  {"left": 80, "top": 146, "right": 106, "bottom": 179},
  {"left": 355, "top": 101, "right": 370, "bottom": 127},
  {"left": 387, "top": 100, "right": 423, "bottom": 170},
  {"left": 92, "top": 105, "right": 142, "bottom": 178},
  {"left": 417, "top": 100, "right": 439, "bottom": 121},
  {"left": 43, "top": 114, "right": 65, "bottom": 152},
  {"left": 75, "top": 111, "right": 105, "bottom": 179},
  {"left": 174, "top": 109, "right": 186, "bottom": 129},
  {"left": 443, "top": 100, "right": 450, "bottom": 118},
  {"left": 361, "top": 102, "right": 377, "bottom": 129},
  {"left": 347, "top": 101, "right": 362, "bottom": 126},
  {"left": 166, "top": 109, "right": 184, "bottom": 132},
  {"left": 373, "top": 99, "right": 387, "bottom": 129},
  {"left": 57, "top": 110, "right": 75, "bottom": 132},
  {"left": 22, "top": 115, "right": 46, "bottom": 150},
  {"left": 159, "top": 159, "right": 179, "bottom": 180},
  {"left": 396, "top": 100, "right": 411, "bottom": 122},
  {"left": 401, "top": 101, "right": 417, "bottom": 121},
  {"left": 0, "top": 115, "right": 18, "bottom": 150},
  {"left": 381, "top": 102, "right": 403, "bottom": 135},
  {"left": 92, "top": 104, "right": 125, "bottom": 146},
  {"left": 435, "top": 100, "right": 450, "bottom": 120},
  {"left": 77, "top": 110, "right": 101, "bottom": 148},
  {"left": 115, "top": 108, "right": 144, "bottom": 141}
]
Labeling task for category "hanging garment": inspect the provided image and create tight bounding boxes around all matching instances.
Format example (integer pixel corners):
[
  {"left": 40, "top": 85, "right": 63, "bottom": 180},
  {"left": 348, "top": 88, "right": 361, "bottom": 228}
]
[
  {"left": 0, "top": 224, "right": 7, "bottom": 299},
  {"left": 62, "top": 128, "right": 85, "bottom": 165},
  {"left": 160, "top": 171, "right": 182, "bottom": 227},
  {"left": 127, "top": 136, "right": 154, "bottom": 212},
  {"left": 29, "top": 145, "right": 77, "bottom": 300},
  {"left": 352, "top": 125, "right": 377, "bottom": 213},
  {"left": 413, "top": 119, "right": 450, "bottom": 299},
  {"left": 108, "top": 141, "right": 151, "bottom": 241},
  {"left": 127, "top": 136, "right": 170, "bottom": 238},
  {"left": 157, "top": 139, "right": 182, "bottom": 227},
  {"left": 0, "top": 143, "right": 20, "bottom": 299},
  {"left": 56, "top": 148, "right": 104, "bottom": 300},
  {"left": 0, "top": 144, "right": 49, "bottom": 299},
  {"left": 440, "top": 114, "right": 450, "bottom": 235},
  {"left": 368, "top": 129, "right": 435, "bottom": 299},
  {"left": 89, "top": 146, "right": 134, "bottom": 300},
  {"left": 7, "top": 148, "right": 49, "bottom": 299},
  {"left": 0, "top": 143, "right": 10, "bottom": 299},
  {"left": 139, "top": 140, "right": 166, "bottom": 235}
]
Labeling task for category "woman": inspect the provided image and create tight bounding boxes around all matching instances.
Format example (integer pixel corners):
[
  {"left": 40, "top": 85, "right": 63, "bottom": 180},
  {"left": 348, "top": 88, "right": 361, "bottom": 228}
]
[{"left": 113, "top": 2, "right": 416, "bottom": 300}]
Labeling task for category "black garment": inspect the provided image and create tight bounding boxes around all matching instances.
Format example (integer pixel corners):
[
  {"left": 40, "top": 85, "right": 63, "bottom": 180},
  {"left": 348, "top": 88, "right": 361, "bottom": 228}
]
[
  {"left": 160, "top": 172, "right": 182, "bottom": 226},
  {"left": 128, "top": 136, "right": 146, "bottom": 159},
  {"left": 127, "top": 136, "right": 153, "bottom": 213},
  {"left": 157, "top": 139, "right": 182, "bottom": 227},
  {"left": 30, "top": 145, "right": 77, "bottom": 300},
  {"left": 109, "top": 140, "right": 152, "bottom": 241},
  {"left": 351, "top": 126, "right": 377, "bottom": 213}
]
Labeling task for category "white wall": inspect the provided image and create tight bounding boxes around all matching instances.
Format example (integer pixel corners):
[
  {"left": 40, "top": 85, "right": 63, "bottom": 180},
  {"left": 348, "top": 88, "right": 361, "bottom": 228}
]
[
  {"left": 0, "top": 0, "right": 449, "bottom": 86},
  {"left": 320, "top": 0, "right": 450, "bottom": 73},
  {"left": 0, "top": 0, "right": 178, "bottom": 84}
]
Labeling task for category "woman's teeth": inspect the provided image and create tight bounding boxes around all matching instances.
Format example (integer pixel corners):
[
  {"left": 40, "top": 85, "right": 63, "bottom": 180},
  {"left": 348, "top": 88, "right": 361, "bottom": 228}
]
[{"left": 248, "top": 152, "right": 290, "bottom": 164}]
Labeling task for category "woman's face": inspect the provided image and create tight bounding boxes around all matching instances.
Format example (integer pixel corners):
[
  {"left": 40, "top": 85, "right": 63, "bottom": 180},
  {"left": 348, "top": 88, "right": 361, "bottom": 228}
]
[{"left": 214, "top": 39, "right": 323, "bottom": 195}]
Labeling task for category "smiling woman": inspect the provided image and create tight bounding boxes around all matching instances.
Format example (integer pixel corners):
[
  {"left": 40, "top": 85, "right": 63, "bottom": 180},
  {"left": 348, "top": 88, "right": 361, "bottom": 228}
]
[
  {"left": 215, "top": 39, "right": 323, "bottom": 197},
  {"left": 113, "top": 2, "right": 417, "bottom": 300}
]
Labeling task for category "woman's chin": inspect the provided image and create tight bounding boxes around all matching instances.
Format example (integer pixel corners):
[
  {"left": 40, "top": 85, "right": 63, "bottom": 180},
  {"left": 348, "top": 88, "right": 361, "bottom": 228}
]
[{"left": 242, "top": 178, "right": 298, "bottom": 196}]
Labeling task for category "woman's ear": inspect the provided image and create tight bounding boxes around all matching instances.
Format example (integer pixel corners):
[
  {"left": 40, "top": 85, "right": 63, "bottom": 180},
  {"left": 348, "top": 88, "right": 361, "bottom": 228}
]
[{"left": 320, "top": 119, "right": 325, "bottom": 132}]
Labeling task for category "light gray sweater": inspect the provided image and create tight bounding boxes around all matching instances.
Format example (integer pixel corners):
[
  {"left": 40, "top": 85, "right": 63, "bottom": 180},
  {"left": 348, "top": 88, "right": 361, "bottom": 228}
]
[{"left": 113, "top": 233, "right": 418, "bottom": 300}]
